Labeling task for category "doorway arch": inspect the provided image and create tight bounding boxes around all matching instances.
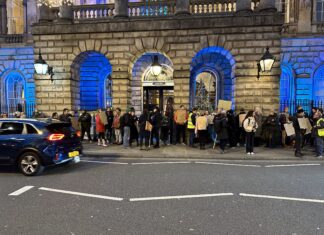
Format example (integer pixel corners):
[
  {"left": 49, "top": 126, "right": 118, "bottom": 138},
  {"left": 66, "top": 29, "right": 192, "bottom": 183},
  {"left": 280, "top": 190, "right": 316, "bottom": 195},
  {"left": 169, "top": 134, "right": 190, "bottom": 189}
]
[{"left": 131, "top": 52, "right": 174, "bottom": 114}]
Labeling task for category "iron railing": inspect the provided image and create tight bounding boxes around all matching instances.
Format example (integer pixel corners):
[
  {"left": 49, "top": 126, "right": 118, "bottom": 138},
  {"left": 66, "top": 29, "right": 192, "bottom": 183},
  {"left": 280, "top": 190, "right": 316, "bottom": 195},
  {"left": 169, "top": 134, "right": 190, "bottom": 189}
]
[
  {"left": 279, "top": 99, "right": 324, "bottom": 115},
  {"left": 0, "top": 34, "right": 25, "bottom": 44},
  {"left": 0, "top": 101, "right": 35, "bottom": 118}
]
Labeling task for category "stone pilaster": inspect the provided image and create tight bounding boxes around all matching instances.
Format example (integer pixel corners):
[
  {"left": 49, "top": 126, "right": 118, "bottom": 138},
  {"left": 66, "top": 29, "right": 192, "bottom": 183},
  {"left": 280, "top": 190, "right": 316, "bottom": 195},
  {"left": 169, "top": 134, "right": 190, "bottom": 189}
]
[
  {"left": 25, "top": 0, "right": 37, "bottom": 35},
  {"left": 114, "top": 0, "right": 128, "bottom": 19},
  {"left": 236, "top": 0, "right": 252, "bottom": 13},
  {"left": 257, "top": 0, "right": 277, "bottom": 12},
  {"left": 298, "top": 0, "right": 312, "bottom": 33},
  {"left": 0, "top": 0, "right": 7, "bottom": 34},
  {"left": 175, "top": 0, "right": 190, "bottom": 16}
]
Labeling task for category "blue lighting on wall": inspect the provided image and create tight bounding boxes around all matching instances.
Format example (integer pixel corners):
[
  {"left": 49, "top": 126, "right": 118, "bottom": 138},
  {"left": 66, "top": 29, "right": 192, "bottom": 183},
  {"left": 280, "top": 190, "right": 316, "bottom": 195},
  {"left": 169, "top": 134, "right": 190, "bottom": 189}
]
[{"left": 78, "top": 51, "right": 112, "bottom": 111}]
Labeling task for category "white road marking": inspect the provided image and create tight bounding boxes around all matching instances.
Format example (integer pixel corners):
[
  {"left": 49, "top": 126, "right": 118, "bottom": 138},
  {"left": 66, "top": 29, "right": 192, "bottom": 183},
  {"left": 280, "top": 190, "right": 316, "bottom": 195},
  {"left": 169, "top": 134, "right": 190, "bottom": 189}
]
[
  {"left": 81, "top": 160, "right": 128, "bottom": 165},
  {"left": 131, "top": 161, "right": 191, "bottom": 165},
  {"left": 240, "top": 193, "right": 324, "bottom": 204},
  {"left": 195, "top": 162, "right": 261, "bottom": 167},
  {"left": 265, "top": 164, "right": 321, "bottom": 168},
  {"left": 129, "top": 193, "right": 234, "bottom": 202},
  {"left": 9, "top": 186, "right": 34, "bottom": 196},
  {"left": 39, "top": 187, "right": 123, "bottom": 201}
]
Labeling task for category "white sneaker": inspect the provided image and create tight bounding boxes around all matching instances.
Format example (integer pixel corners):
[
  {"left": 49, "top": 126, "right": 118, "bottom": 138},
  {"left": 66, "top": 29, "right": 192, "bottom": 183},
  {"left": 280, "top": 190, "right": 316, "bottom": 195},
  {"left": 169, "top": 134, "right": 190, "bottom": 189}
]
[
  {"left": 98, "top": 141, "right": 101, "bottom": 146},
  {"left": 247, "top": 152, "right": 251, "bottom": 155},
  {"left": 316, "top": 155, "right": 323, "bottom": 158},
  {"left": 251, "top": 152, "right": 255, "bottom": 155}
]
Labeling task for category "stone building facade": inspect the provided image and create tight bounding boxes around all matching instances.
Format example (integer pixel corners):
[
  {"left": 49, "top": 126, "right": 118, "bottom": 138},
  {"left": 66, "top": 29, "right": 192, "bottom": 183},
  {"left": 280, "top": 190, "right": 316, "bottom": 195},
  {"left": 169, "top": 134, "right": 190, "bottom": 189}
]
[{"left": 0, "top": 0, "right": 324, "bottom": 116}]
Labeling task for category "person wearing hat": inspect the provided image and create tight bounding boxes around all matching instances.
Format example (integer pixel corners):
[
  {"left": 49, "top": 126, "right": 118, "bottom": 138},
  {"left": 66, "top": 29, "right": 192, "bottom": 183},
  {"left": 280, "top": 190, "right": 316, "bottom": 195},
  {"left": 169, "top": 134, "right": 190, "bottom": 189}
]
[{"left": 293, "top": 109, "right": 305, "bottom": 157}]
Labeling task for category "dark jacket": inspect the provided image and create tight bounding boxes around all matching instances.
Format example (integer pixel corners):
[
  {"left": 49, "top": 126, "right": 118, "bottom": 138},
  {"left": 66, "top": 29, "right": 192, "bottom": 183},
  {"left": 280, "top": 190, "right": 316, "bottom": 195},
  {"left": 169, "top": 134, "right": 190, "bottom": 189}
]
[
  {"left": 139, "top": 113, "right": 150, "bottom": 133},
  {"left": 216, "top": 116, "right": 229, "bottom": 140},
  {"left": 106, "top": 111, "right": 114, "bottom": 129},
  {"left": 59, "top": 114, "right": 71, "bottom": 123},
  {"left": 78, "top": 112, "right": 92, "bottom": 128},
  {"left": 151, "top": 111, "right": 162, "bottom": 128},
  {"left": 293, "top": 114, "right": 303, "bottom": 133},
  {"left": 120, "top": 113, "right": 131, "bottom": 128}
]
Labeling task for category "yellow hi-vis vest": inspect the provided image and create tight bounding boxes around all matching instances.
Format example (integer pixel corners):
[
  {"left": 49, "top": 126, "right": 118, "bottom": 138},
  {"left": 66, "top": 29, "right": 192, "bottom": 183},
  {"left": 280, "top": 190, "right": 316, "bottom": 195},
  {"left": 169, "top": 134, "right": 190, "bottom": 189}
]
[
  {"left": 187, "top": 113, "right": 195, "bottom": 129},
  {"left": 317, "top": 118, "right": 324, "bottom": 137}
]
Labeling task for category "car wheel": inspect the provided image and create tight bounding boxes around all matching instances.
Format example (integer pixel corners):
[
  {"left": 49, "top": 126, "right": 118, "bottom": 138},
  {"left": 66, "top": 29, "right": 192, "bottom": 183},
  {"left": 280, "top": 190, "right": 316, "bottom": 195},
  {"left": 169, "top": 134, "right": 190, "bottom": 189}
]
[{"left": 18, "top": 152, "right": 44, "bottom": 176}]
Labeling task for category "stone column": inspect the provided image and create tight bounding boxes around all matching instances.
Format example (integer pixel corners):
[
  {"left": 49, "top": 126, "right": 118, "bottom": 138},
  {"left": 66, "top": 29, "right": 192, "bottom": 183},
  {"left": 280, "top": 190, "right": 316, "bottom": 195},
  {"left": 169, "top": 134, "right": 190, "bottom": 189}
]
[
  {"left": 236, "top": 0, "right": 252, "bottom": 13},
  {"left": 114, "top": 0, "right": 128, "bottom": 19},
  {"left": 175, "top": 0, "right": 190, "bottom": 15},
  {"left": 258, "top": 0, "right": 277, "bottom": 12},
  {"left": 0, "top": 0, "right": 7, "bottom": 34}
]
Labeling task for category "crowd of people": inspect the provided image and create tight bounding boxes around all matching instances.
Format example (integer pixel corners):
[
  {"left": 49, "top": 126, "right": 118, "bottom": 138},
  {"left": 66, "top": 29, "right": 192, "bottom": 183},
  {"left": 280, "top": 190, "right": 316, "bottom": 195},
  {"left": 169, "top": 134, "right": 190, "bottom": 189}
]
[{"left": 1, "top": 104, "right": 324, "bottom": 158}]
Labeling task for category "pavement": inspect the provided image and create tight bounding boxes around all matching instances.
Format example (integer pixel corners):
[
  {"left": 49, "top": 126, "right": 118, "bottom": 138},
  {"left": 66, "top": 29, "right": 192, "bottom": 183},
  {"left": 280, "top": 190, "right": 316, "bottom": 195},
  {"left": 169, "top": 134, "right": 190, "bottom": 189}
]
[
  {"left": 1, "top": 157, "right": 324, "bottom": 235},
  {"left": 82, "top": 142, "right": 323, "bottom": 161}
]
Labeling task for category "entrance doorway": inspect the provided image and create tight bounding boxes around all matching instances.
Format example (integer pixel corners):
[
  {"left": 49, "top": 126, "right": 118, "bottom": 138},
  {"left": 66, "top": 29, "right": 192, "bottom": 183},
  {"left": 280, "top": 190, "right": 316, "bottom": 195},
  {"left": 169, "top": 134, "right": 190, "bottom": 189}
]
[{"left": 143, "top": 86, "right": 174, "bottom": 112}]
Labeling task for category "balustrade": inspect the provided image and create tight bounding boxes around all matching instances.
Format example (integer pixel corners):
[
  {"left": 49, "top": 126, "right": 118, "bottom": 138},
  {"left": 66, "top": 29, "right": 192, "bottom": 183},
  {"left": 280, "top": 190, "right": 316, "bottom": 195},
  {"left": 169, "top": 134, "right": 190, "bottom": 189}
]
[
  {"left": 0, "top": 34, "right": 24, "bottom": 43},
  {"left": 128, "top": 0, "right": 175, "bottom": 17},
  {"left": 44, "top": 0, "right": 270, "bottom": 21}
]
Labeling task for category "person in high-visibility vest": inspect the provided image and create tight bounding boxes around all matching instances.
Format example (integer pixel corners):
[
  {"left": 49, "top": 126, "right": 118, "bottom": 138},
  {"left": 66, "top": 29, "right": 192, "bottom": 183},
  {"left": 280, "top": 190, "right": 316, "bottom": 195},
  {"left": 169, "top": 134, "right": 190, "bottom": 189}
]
[
  {"left": 315, "top": 111, "right": 324, "bottom": 158},
  {"left": 187, "top": 107, "right": 197, "bottom": 147}
]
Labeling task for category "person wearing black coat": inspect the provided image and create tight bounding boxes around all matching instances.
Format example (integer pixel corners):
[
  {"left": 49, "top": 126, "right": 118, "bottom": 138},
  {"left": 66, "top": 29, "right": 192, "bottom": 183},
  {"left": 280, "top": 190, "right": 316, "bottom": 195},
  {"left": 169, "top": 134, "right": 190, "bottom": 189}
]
[
  {"left": 293, "top": 109, "right": 305, "bottom": 157},
  {"left": 130, "top": 110, "right": 139, "bottom": 147},
  {"left": 227, "top": 110, "right": 237, "bottom": 148},
  {"left": 160, "top": 111, "right": 170, "bottom": 145},
  {"left": 78, "top": 110, "right": 92, "bottom": 142},
  {"left": 105, "top": 107, "right": 114, "bottom": 143},
  {"left": 215, "top": 111, "right": 229, "bottom": 153},
  {"left": 59, "top": 108, "right": 71, "bottom": 123},
  {"left": 139, "top": 109, "right": 151, "bottom": 150},
  {"left": 150, "top": 107, "right": 162, "bottom": 148}
]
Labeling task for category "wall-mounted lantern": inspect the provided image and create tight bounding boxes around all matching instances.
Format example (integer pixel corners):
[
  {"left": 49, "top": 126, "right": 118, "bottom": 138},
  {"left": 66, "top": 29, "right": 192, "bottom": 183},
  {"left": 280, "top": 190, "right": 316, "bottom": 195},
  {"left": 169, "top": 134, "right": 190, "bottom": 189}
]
[
  {"left": 34, "top": 51, "right": 54, "bottom": 82},
  {"left": 257, "top": 47, "right": 275, "bottom": 79}
]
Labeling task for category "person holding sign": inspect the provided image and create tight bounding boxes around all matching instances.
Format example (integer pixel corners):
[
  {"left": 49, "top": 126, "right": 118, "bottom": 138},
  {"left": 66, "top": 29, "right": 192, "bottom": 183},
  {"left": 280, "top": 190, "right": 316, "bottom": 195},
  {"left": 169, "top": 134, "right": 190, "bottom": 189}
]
[{"left": 292, "top": 109, "right": 305, "bottom": 157}]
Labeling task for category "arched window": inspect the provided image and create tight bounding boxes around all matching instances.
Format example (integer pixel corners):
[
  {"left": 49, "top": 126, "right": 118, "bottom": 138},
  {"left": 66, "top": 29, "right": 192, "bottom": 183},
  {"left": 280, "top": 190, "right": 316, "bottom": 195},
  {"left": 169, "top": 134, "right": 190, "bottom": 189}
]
[
  {"left": 194, "top": 71, "right": 218, "bottom": 111},
  {"left": 190, "top": 47, "right": 235, "bottom": 111},
  {"left": 1, "top": 72, "right": 26, "bottom": 116},
  {"left": 313, "top": 64, "right": 324, "bottom": 101}
]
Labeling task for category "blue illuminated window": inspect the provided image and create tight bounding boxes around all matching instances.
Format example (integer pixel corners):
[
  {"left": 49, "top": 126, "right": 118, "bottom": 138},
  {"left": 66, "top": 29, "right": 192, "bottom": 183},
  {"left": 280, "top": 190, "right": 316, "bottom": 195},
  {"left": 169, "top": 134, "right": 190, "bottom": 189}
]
[{"left": 313, "top": 64, "right": 324, "bottom": 100}]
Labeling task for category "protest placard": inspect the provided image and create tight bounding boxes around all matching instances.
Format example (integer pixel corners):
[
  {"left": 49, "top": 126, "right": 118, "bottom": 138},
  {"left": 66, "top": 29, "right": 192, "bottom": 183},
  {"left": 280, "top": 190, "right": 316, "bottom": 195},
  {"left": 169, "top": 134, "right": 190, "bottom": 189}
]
[
  {"left": 218, "top": 100, "right": 232, "bottom": 111},
  {"left": 298, "top": 118, "right": 308, "bottom": 129},
  {"left": 284, "top": 122, "right": 295, "bottom": 136}
]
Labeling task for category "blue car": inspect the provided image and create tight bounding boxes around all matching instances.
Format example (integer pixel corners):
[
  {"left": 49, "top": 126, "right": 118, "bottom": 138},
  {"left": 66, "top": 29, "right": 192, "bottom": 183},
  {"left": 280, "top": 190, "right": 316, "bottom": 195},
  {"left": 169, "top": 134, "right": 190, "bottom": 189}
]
[{"left": 0, "top": 118, "right": 82, "bottom": 176}]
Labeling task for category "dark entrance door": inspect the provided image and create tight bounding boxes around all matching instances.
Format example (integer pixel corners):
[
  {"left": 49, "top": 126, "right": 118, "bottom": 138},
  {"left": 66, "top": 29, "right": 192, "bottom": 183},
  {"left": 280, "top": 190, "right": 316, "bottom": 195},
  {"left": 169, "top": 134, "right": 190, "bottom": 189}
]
[{"left": 143, "top": 86, "right": 174, "bottom": 112}]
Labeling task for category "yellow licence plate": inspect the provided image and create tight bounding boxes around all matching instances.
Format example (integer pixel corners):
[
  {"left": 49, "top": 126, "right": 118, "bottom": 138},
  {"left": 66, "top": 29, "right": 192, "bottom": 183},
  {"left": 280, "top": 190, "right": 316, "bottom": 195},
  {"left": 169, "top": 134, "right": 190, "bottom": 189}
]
[{"left": 68, "top": 151, "right": 79, "bottom": 158}]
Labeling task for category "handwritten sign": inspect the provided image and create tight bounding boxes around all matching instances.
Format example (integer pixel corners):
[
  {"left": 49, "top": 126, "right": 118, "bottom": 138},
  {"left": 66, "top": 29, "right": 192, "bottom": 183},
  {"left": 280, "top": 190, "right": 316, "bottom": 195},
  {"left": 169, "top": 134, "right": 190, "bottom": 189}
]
[
  {"left": 284, "top": 122, "right": 295, "bottom": 136},
  {"left": 298, "top": 118, "right": 307, "bottom": 129},
  {"left": 218, "top": 100, "right": 232, "bottom": 111}
]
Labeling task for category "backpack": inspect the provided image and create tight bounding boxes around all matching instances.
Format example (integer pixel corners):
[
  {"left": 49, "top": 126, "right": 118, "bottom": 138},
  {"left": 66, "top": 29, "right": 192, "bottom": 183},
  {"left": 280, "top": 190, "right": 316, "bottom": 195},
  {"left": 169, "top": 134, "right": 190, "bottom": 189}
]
[{"left": 214, "top": 117, "right": 222, "bottom": 133}]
